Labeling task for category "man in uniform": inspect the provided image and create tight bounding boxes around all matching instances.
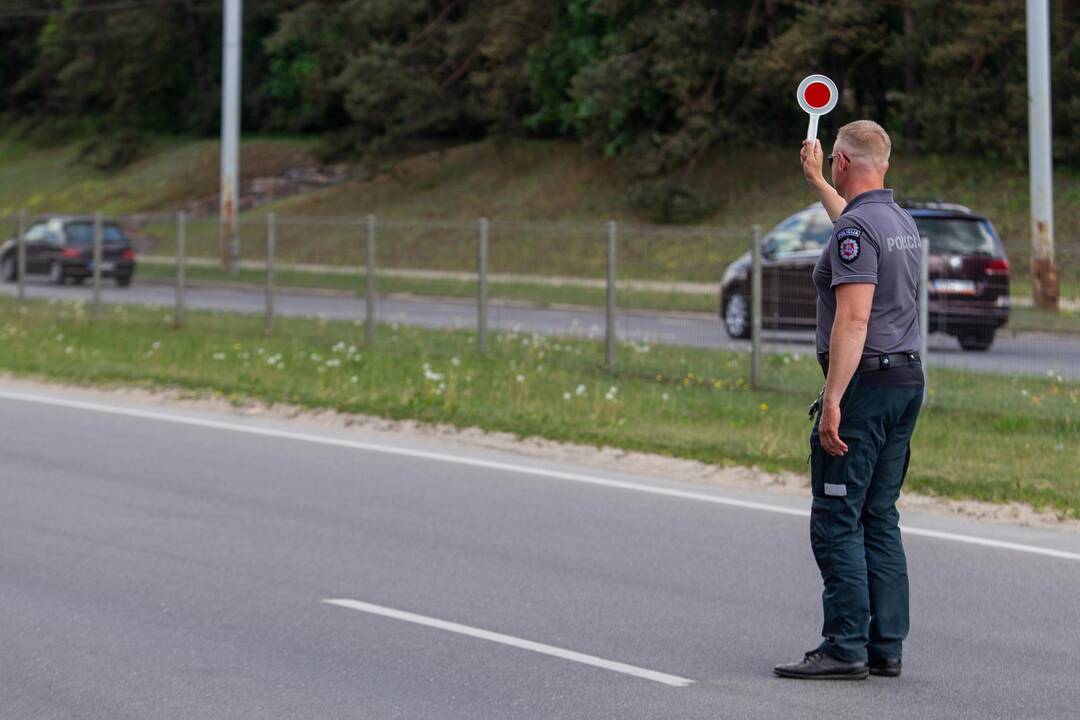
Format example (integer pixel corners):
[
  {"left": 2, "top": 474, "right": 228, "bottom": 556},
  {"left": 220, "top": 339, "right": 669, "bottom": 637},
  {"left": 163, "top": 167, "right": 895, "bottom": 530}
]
[{"left": 774, "top": 120, "right": 925, "bottom": 680}]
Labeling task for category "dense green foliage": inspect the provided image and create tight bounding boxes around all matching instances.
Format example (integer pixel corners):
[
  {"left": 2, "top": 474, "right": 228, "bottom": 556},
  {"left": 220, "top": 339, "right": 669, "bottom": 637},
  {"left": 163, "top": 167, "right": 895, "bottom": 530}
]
[{"left": 1, "top": 0, "right": 1079, "bottom": 172}]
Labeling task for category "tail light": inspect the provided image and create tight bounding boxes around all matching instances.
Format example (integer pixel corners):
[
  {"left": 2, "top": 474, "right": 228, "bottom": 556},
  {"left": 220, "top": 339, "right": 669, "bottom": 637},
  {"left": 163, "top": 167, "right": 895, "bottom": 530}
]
[
  {"left": 985, "top": 259, "right": 1009, "bottom": 276},
  {"left": 121, "top": 249, "right": 135, "bottom": 261},
  {"left": 61, "top": 247, "right": 81, "bottom": 258}
]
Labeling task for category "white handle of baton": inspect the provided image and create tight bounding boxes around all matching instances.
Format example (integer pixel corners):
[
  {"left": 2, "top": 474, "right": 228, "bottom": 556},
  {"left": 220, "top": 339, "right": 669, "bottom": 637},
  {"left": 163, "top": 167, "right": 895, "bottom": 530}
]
[{"left": 806, "top": 113, "right": 820, "bottom": 142}]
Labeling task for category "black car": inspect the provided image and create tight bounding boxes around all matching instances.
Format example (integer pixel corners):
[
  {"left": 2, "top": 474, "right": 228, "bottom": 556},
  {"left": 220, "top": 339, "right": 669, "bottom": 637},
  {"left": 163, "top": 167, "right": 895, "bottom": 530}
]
[
  {"left": 0, "top": 215, "right": 136, "bottom": 287},
  {"left": 720, "top": 202, "right": 1010, "bottom": 351}
]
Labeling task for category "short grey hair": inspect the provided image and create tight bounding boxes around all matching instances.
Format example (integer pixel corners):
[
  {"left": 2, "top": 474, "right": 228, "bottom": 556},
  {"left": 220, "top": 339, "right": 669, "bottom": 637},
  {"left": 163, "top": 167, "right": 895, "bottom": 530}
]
[{"left": 835, "top": 120, "right": 891, "bottom": 170}]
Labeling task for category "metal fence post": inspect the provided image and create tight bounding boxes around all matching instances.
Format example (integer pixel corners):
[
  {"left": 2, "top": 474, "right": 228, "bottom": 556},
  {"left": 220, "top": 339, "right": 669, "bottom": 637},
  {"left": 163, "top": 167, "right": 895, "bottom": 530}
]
[
  {"left": 919, "top": 236, "right": 930, "bottom": 405},
  {"left": 91, "top": 211, "right": 103, "bottom": 321},
  {"left": 175, "top": 211, "right": 186, "bottom": 329},
  {"left": 605, "top": 220, "right": 617, "bottom": 371},
  {"left": 15, "top": 209, "right": 26, "bottom": 304},
  {"left": 477, "top": 217, "right": 489, "bottom": 354},
  {"left": 751, "top": 225, "right": 763, "bottom": 389},
  {"left": 265, "top": 212, "right": 275, "bottom": 335},
  {"left": 365, "top": 213, "right": 376, "bottom": 345}
]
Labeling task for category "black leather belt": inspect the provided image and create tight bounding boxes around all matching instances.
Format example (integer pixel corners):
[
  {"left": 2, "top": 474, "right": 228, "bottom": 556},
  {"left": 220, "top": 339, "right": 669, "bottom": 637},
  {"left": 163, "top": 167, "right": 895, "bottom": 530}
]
[{"left": 818, "top": 351, "right": 921, "bottom": 375}]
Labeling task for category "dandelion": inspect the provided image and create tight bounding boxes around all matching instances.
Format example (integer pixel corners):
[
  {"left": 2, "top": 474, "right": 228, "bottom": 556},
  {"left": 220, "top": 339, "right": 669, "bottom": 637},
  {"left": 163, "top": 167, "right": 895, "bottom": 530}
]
[
  {"left": 451, "top": 356, "right": 461, "bottom": 367},
  {"left": 64, "top": 346, "right": 74, "bottom": 355},
  {"left": 212, "top": 352, "right": 226, "bottom": 361},
  {"left": 575, "top": 384, "right": 587, "bottom": 397},
  {"left": 309, "top": 353, "right": 322, "bottom": 362},
  {"left": 151, "top": 341, "right": 161, "bottom": 350},
  {"left": 326, "top": 358, "right": 341, "bottom": 368},
  {"left": 422, "top": 363, "right": 444, "bottom": 382},
  {"left": 662, "top": 393, "right": 670, "bottom": 401},
  {"left": 760, "top": 403, "right": 769, "bottom": 412},
  {"left": 516, "top": 374, "right": 525, "bottom": 383},
  {"left": 563, "top": 392, "right": 572, "bottom": 400}
]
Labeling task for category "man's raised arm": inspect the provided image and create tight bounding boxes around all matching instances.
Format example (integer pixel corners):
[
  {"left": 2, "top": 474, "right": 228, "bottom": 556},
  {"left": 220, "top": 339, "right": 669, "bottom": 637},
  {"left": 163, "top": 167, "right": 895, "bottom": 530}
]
[{"left": 800, "top": 139, "right": 846, "bottom": 221}]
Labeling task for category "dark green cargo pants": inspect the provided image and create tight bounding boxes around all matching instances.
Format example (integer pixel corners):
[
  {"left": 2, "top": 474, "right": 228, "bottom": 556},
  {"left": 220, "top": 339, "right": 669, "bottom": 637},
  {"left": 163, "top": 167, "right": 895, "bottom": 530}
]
[{"left": 809, "top": 374, "right": 923, "bottom": 664}]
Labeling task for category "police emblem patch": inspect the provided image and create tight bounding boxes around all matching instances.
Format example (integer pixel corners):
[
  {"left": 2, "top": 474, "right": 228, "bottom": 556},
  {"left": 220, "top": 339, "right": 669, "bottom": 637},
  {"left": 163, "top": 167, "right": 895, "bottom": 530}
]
[{"left": 836, "top": 227, "right": 862, "bottom": 263}]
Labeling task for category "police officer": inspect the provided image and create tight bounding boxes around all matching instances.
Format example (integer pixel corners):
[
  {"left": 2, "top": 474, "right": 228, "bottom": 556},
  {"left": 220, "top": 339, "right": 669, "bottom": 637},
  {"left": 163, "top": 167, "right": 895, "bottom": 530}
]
[{"left": 774, "top": 120, "right": 925, "bottom": 680}]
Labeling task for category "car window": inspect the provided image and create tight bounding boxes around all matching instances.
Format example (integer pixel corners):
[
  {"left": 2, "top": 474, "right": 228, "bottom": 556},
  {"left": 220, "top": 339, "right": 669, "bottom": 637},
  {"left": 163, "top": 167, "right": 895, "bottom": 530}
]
[
  {"left": 915, "top": 218, "right": 1002, "bottom": 258},
  {"left": 802, "top": 213, "right": 833, "bottom": 250},
  {"left": 23, "top": 223, "right": 47, "bottom": 242},
  {"left": 764, "top": 214, "right": 810, "bottom": 257},
  {"left": 64, "top": 222, "right": 127, "bottom": 246}
]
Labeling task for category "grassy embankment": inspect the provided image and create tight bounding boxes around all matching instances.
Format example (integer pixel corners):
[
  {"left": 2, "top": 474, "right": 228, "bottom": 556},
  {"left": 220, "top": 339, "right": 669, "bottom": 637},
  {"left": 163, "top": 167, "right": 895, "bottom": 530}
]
[
  {"left": 1, "top": 296, "right": 1077, "bottom": 517},
  {"left": 0, "top": 133, "right": 1077, "bottom": 329}
]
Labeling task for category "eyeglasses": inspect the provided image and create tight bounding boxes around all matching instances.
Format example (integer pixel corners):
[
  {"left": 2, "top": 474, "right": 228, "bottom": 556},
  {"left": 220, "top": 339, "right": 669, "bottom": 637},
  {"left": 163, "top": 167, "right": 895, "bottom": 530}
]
[{"left": 827, "top": 152, "right": 844, "bottom": 169}]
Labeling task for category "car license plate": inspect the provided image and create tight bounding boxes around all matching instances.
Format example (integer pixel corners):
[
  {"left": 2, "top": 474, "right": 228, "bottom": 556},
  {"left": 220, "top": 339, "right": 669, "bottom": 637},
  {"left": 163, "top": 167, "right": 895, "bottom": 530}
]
[
  {"left": 89, "top": 261, "right": 116, "bottom": 272},
  {"left": 931, "top": 279, "right": 976, "bottom": 296}
]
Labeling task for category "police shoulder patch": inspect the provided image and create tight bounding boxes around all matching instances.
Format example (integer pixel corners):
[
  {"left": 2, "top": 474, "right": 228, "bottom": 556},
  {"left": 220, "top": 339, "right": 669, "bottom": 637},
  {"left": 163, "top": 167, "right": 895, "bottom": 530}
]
[{"left": 836, "top": 226, "right": 862, "bottom": 263}]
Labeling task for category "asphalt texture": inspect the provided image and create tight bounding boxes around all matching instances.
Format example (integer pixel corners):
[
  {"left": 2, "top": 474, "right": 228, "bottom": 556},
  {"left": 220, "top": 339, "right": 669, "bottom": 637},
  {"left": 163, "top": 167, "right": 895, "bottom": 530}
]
[
  {"left": 1, "top": 277, "right": 1078, "bottom": 378},
  {"left": 2, "top": 384, "right": 1080, "bottom": 719}
]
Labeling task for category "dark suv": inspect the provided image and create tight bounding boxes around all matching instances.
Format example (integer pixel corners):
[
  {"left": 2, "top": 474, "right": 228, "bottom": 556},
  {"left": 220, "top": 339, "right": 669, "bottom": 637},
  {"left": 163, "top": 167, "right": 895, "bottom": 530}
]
[
  {"left": 0, "top": 215, "right": 136, "bottom": 287},
  {"left": 720, "top": 202, "right": 1010, "bottom": 351}
]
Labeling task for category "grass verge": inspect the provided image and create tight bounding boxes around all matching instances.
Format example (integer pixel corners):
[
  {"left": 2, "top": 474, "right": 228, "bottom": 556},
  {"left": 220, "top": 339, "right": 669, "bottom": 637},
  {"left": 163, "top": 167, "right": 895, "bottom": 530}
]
[{"left": 1, "top": 297, "right": 1078, "bottom": 517}]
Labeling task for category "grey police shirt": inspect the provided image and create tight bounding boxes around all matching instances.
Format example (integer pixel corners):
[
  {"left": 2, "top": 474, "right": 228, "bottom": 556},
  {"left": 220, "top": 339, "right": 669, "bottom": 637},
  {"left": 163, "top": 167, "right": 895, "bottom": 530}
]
[{"left": 812, "top": 188, "right": 922, "bottom": 358}]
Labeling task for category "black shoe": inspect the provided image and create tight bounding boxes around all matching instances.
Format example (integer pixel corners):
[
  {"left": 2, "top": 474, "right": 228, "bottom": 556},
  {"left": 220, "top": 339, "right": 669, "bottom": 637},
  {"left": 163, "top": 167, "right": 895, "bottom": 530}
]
[
  {"left": 869, "top": 656, "right": 902, "bottom": 677},
  {"left": 774, "top": 649, "right": 869, "bottom": 680}
]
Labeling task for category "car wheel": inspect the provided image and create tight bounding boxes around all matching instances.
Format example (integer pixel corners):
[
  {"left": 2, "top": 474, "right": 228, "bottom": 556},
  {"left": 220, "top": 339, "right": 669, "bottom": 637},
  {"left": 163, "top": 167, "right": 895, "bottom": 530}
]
[
  {"left": 115, "top": 274, "right": 132, "bottom": 288},
  {"left": 723, "top": 293, "right": 752, "bottom": 339},
  {"left": 48, "top": 261, "right": 65, "bottom": 286},
  {"left": 0, "top": 255, "right": 15, "bottom": 283},
  {"left": 958, "top": 328, "right": 994, "bottom": 352}
]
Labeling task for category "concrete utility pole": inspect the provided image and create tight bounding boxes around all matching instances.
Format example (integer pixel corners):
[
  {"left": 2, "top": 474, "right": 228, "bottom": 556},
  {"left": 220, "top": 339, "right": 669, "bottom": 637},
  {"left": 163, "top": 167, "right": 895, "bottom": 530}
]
[
  {"left": 1026, "top": 0, "right": 1058, "bottom": 311},
  {"left": 220, "top": 0, "right": 242, "bottom": 273}
]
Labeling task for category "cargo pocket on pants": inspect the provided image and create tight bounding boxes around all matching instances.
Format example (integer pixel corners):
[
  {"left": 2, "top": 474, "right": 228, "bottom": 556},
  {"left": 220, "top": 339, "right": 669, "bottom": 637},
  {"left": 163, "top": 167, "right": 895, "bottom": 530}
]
[{"left": 810, "top": 430, "right": 866, "bottom": 500}]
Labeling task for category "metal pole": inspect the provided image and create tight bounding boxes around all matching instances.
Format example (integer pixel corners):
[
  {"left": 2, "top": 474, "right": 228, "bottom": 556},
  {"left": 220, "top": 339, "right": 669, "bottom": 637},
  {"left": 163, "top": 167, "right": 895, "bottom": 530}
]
[
  {"left": 265, "top": 212, "right": 275, "bottom": 334},
  {"left": 605, "top": 220, "right": 617, "bottom": 371},
  {"left": 15, "top": 210, "right": 26, "bottom": 304},
  {"left": 1026, "top": 0, "right": 1058, "bottom": 311},
  {"left": 91, "top": 212, "right": 103, "bottom": 321},
  {"left": 751, "top": 225, "right": 763, "bottom": 389},
  {"left": 477, "top": 217, "right": 489, "bottom": 354},
  {"left": 175, "top": 211, "right": 187, "bottom": 329},
  {"left": 919, "top": 235, "right": 930, "bottom": 405},
  {"left": 365, "top": 214, "right": 376, "bottom": 345},
  {"left": 219, "top": 0, "right": 242, "bottom": 274}
]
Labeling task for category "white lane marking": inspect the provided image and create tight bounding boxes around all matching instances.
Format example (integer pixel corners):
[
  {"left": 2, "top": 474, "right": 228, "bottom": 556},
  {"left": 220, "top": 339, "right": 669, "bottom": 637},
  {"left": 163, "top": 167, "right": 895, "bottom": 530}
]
[
  {"left": 323, "top": 598, "right": 694, "bottom": 687},
  {"left": 2, "top": 387, "right": 1079, "bottom": 563}
]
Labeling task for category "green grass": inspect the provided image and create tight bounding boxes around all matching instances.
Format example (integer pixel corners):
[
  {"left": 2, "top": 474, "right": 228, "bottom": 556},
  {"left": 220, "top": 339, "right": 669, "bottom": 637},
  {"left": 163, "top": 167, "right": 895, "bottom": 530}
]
[
  {"left": 1, "top": 296, "right": 1077, "bottom": 517},
  {"left": 2, "top": 132, "right": 1075, "bottom": 293},
  {"left": 0, "top": 133, "right": 315, "bottom": 217}
]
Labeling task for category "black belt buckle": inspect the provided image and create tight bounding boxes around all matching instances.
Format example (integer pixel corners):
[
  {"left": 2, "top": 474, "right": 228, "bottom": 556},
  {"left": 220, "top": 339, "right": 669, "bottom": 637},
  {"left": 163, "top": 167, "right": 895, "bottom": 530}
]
[{"left": 879, "top": 354, "right": 891, "bottom": 370}]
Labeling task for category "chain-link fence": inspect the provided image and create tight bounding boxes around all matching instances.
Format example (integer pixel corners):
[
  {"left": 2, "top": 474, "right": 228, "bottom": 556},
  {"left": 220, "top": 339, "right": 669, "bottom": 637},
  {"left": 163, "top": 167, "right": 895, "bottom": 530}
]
[{"left": 0, "top": 209, "right": 1077, "bottom": 426}]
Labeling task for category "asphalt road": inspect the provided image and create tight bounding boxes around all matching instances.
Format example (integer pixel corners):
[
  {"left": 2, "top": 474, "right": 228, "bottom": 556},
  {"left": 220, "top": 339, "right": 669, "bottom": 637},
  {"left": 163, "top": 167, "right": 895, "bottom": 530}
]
[
  {"left": 2, "top": 278, "right": 1079, "bottom": 379},
  {"left": 3, "top": 383, "right": 1080, "bottom": 719}
]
